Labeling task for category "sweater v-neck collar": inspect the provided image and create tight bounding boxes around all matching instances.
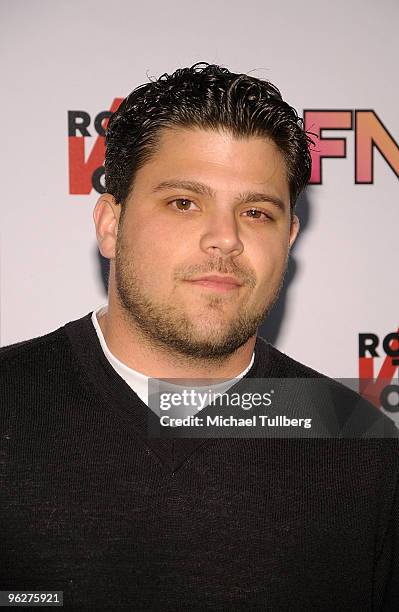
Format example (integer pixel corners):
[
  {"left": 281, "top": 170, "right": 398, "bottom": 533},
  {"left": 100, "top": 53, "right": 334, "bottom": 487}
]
[{"left": 63, "top": 312, "right": 274, "bottom": 472}]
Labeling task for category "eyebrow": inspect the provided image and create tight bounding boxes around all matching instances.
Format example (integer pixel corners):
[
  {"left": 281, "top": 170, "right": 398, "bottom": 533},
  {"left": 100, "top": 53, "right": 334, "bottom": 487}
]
[{"left": 151, "top": 179, "right": 287, "bottom": 212}]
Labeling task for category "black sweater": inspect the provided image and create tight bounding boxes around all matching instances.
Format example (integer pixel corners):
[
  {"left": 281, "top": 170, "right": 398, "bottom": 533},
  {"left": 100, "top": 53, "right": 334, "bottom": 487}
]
[{"left": 1, "top": 312, "right": 399, "bottom": 611}]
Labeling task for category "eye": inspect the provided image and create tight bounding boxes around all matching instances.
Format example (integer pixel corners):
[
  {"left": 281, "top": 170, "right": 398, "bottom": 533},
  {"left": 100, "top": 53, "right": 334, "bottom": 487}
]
[
  {"left": 168, "top": 198, "right": 199, "bottom": 212},
  {"left": 242, "top": 208, "right": 272, "bottom": 221}
]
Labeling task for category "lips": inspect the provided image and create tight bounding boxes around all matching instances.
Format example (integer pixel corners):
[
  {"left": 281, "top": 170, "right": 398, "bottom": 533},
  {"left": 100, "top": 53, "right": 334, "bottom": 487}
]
[{"left": 186, "top": 275, "right": 243, "bottom": 291}]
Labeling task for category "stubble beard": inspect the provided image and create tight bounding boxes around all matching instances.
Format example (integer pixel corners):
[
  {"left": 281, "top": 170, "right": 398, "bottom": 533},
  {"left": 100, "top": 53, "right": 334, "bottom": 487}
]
[{"left": 114, "top": 232, "right": 286, "bottom": 362}]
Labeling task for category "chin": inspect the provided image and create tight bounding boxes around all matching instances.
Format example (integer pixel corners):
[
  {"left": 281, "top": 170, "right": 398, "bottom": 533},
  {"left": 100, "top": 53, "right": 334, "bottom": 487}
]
[{"left": 189, "top": 318, "right": 232, "bottom": 337}]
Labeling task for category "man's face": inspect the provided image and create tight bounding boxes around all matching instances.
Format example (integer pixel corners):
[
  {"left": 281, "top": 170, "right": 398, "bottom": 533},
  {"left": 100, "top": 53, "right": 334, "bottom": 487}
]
[{"left": 113, "top": 127, "right": 299, "bottom": 359}]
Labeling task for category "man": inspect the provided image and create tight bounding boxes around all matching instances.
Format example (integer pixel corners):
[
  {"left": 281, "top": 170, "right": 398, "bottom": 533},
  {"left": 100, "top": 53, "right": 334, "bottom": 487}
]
[{"left": 1, "top": 63, "right": 398, "bottom": 610}]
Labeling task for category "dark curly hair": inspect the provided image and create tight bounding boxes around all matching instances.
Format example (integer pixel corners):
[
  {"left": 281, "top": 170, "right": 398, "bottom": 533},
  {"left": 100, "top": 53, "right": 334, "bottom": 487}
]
[{"left": 105, "top": 62, "right": 313, "bottom": 212}]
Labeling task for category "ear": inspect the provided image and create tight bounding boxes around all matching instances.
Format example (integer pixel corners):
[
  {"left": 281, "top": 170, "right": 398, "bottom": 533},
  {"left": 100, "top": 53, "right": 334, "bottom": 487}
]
[
  {"left": 289, "top": 214, "right": 300, "bottom": 249},
  {"left": 93, "top": 194, "right": 121, "bottom": 259}
]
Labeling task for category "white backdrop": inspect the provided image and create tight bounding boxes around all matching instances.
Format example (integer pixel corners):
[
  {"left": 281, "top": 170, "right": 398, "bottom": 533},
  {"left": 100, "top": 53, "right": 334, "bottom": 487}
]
[{"left": 1, "top": 0, "right": 398, "bottom": 389}]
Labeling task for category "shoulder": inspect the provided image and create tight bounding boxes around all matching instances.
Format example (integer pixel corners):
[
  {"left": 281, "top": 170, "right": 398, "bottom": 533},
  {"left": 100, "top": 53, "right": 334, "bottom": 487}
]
[
  {"left": 0, "top": 314, "right": 93, "bottom": 390},
  {"left": 0, "top": 326, "right": 70, "bottom": 370},
  {"left": 0, "top": 327, "right": 68, "bottom": 432},
  {"left": 0, "top": 313, "right": 93, "bottom": 371},
  {"left": 0, "top": 315, "right": 95, "bottom": 432},
  {"left": 0, "top": 326, "right": 78, "bottom": 412},
  {"left": 255, "top": 336, "right": 399, "bottom": 440}
]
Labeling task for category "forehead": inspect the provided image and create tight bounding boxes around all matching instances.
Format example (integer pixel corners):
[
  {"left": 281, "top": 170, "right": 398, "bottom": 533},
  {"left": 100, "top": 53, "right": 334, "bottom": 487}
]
[{"left": 132, "top": 126, "right": 290, "bottom": 202}]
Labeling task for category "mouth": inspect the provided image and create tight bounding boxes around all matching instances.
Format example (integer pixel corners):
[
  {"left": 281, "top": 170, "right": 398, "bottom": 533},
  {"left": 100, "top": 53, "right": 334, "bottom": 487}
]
[{"left": 185, "top": 275, "right": 243, "bottom": 293}]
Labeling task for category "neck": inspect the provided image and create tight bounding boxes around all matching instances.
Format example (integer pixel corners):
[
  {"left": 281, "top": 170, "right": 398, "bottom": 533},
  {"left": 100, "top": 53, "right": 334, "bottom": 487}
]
[{"left": 97, "top": 299, "right": 256, "bottom": 379}]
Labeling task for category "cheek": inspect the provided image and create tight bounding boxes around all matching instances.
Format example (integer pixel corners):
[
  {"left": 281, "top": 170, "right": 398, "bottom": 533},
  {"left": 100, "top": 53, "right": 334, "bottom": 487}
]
[
  {"left": 124, "top": 219, "right": 183, "bottom": 288},
  {"left": 248, "top": 235, "right": 289, "bottom": 282},
  {"left": 125, "top": 212, "right": 168, "bottom": 256}
]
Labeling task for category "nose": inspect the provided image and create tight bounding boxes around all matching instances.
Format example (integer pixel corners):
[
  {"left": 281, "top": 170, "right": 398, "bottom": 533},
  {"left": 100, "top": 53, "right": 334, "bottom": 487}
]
[{"left": 199, "top": 210, "right": 244, "bottom": 258}]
